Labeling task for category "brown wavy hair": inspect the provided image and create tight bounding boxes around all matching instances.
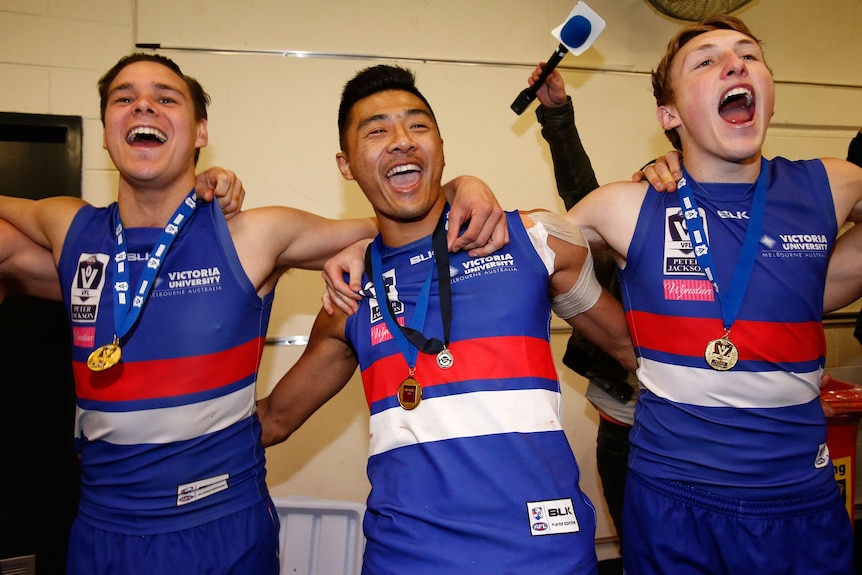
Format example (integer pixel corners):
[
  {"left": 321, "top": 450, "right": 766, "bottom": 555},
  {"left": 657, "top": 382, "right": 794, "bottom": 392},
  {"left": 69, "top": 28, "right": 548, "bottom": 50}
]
[{"left": 651, "top": 16, "right": 763, "bottom": 151}]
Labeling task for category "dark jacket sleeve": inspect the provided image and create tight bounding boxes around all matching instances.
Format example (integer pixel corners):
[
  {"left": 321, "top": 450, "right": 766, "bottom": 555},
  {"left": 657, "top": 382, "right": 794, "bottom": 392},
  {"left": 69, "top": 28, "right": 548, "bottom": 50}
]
[
  {"left": 536, "top": 98, "right": 632, "bottom": 398},
  {"left": 848, "top": 130, "right": 862, "bottom": 168},
  {"left": 849, "top": 131, "right": 862, "bottom": 344},
  {"left": 536, "top": 97, "right": 600, "bottom": 211}
]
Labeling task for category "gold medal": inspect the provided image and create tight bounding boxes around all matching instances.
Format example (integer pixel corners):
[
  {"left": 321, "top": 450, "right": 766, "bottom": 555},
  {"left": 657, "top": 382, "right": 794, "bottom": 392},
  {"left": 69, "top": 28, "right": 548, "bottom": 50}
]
[
  {"left": 88, "top": 336, "right": 122, "bottom": 372},
  {"left": 705, "top": 336, "right": 738, "bottom": 371},
  {"left": 436, "top": 348, "right": 454, "bottom": 369},
  {"left": 398, "top": 377, "right": 422, "bottom": 410}
]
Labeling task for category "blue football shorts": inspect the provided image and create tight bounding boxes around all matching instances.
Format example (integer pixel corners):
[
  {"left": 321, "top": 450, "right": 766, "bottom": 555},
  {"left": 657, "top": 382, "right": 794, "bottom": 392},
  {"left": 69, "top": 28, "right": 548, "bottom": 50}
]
[
  {"left": 622, "top": 470, "right": 853, "bottom": 575},
  {"left": 66, "top": 498, "right": 280, "bottom": 575}
]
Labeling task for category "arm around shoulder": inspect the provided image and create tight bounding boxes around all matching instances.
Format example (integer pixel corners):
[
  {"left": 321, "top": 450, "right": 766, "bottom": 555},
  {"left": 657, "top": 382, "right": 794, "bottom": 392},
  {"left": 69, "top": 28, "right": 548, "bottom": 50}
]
[
  {"left": 563, "top": 180, "right": 646, "bottom": 258},
  {"left": 0, "top": 195, "right": 86, "bottom": 254},
  {"left": 442, "top": 176, "right": 507, "bottom": 255},
  {"left": 0, "top": 219, "right": 61, "bottom": 302},
  {"left": 822, "top": 157, "right": 862, "bottom": 225},
  {"left": 824, "top": 222, "right": 862, "bottom": 313}
]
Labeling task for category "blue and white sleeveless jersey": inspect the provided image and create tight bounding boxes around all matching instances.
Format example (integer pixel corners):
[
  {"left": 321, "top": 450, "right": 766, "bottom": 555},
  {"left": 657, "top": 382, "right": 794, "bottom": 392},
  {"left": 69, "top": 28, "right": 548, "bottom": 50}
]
[
  {"left": 346, "top": 210, "right": 598, "bottom": 575},
  {"left": 58, "top": 198, "right": 273, "bottom": 534},
  {"left": 621, "top": 157, "right": 838, "bottom": 498}
]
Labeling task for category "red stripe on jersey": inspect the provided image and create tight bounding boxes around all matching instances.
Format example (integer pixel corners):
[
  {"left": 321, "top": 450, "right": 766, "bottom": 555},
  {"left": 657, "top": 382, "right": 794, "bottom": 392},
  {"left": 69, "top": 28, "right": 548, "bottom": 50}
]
[
  {"left": 73, "top": 337, "right": 265, "bottom": 402},
  {"left": 362, "top": 335, "right": 557, "bottom": 405},
  {"left": 627, "top": 310, "right": 825, "bottom": 362}
]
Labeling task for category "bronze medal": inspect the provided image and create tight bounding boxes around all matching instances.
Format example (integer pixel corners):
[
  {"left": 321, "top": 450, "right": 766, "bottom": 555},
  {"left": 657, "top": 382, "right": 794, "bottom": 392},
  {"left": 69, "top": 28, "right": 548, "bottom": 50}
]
[
  {"left": 88, "top": 337, "right": 122, "bottom": 372},
  {"left": 398, "top": 377, "right": 422, "bottom": 410},
  {"left": 704, "top": 336, "right": 738, "bottom": 371},
  {"left": 436, "top": 348, "right": 454, "bottom": 369}
]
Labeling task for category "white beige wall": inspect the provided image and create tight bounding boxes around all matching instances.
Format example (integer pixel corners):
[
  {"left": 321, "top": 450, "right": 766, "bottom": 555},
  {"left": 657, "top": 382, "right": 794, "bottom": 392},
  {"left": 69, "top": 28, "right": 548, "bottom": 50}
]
[{"left": 2, "top": 0, "right": 862, "bottom": 557}]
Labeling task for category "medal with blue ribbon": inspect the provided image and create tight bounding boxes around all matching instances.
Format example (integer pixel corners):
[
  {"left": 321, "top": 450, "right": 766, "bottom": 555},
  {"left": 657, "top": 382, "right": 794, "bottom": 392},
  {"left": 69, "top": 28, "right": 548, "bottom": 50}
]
[
  {"left": 675, "top": 158, "right": 768, "bottom": 371},
  {"left": 87, "top": 190, "right": 198, "bottom": 371}
]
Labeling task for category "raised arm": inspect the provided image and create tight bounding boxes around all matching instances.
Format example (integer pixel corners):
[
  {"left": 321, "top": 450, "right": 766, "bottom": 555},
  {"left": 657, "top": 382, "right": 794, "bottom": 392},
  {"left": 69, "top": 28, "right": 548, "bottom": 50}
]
[
  {"left": 532, "top": 65, "right": 599, "bottom": 211},
  {"left": 320, "top": 175, "right": 509, "bottom": 314}
]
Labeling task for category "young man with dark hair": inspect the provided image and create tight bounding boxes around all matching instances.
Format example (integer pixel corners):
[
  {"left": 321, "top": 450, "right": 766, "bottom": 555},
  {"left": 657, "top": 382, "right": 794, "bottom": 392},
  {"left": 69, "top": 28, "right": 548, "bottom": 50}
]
[
  {"left": 0, "top": 53, "right": 504, "bottom": 574},
  {"left": 257, "top": 64, "right": 637, "bottom": 574}
]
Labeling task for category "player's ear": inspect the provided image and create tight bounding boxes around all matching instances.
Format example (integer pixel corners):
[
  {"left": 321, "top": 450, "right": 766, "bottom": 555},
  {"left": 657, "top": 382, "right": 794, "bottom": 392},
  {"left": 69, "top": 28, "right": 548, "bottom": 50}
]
[
  {"left": 657, "top": 105, "right": 681, "bottom": 130},
  {"left": 336, "top": 151, "right": 354, "bottom": 181}
]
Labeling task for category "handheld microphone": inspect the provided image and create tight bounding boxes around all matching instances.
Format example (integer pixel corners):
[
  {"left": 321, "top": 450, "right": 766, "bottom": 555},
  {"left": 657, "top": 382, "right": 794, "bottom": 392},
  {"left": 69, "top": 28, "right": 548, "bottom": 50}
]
[{"left": 510, "top": 2, "right": 606, "bottom": 115}]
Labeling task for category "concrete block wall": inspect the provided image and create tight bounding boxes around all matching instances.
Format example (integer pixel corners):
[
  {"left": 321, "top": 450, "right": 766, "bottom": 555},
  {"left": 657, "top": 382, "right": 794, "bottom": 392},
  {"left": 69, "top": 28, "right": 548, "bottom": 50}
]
[{"left": 0, "top": 0, "right": 134, "bottom": 207}]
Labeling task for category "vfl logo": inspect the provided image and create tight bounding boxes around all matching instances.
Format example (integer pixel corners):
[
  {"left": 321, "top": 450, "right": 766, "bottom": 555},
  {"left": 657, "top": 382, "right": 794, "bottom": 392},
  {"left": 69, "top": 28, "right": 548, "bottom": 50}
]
[
  {"left": 709, "top": 339, "right": 734, "bottom": 358},
  {"left": 663, "top": 207, "right": 707, "bottom": 277},
  {"left": 667, "top": 209, "right": 692, "bottom": 255},
  {"left": 78, "top": 256, "right": 105, "bottom": 295},
  {"left": 368, "top": 268, "right": 403, "bottom": 324},
  {"left": 71, "top": 253, "right": 110, "bottom": 323}
]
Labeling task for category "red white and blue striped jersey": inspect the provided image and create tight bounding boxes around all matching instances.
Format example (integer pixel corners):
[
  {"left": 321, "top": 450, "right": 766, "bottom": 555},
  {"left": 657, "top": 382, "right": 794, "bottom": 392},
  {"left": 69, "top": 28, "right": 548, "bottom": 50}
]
[
  {"left": 622, "top": 157, "right": 838, "bottom": 498},
  {"left": 58, "top": 199, "right": 273, "bottom": 534},
  {"left": 346, "top": 210, "right": 599, "bottom": 575}
]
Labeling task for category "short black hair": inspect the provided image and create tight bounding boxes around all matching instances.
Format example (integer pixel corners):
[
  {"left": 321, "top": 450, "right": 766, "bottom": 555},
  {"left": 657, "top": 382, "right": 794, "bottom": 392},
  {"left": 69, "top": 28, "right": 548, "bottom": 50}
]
[{"left": 337, "top": 65, "right": 437, "bottom": 151}]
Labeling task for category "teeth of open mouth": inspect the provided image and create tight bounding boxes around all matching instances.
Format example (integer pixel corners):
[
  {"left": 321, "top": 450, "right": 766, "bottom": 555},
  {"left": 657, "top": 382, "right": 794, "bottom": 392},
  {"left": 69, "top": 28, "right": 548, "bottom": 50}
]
[
  {"left": 386, "top": 164, "right": 420, "bottom": 178},
  {"left": 127, "top": 126, "right": 167, "bottom": 143},
  {"left": 721, "top": 87, "right": 753, "bottom": 108}
]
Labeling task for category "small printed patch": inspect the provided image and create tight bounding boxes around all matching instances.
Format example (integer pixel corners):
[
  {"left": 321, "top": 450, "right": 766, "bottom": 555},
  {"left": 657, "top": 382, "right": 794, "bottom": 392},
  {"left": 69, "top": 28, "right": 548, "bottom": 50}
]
[
  {"left": 176, "top": 473, "right": 229, "bottom": 506},
  {"left": 814, "top": 442, "right": 830, "bottom": 469},
  {"left": 526, "top": 498, "right": 580, "bottom": 536}
]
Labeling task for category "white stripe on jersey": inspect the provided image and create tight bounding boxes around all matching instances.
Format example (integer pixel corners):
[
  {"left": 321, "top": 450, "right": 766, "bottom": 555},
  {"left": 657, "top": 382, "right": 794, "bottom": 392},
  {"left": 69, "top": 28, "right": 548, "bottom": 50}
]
[
  {"left": 369, "top": 388, "right": 562, "bottom": 457},
  {"left": 638, "top": 358, "right": 820, "bottom": 408},
  {"left": 75, "top": 385, "right": 256, "bottom": 445}
]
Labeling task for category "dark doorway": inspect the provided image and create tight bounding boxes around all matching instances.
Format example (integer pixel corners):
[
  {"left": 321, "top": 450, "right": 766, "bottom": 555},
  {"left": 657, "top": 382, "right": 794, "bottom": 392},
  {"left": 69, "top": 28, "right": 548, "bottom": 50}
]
[{"left": 0, "top": 112, "right": 82, "bottom": 575}]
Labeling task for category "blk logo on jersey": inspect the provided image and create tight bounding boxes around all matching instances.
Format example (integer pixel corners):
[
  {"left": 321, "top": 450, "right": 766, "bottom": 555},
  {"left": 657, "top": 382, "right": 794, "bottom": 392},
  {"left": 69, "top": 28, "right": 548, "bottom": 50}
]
[{"left": 526, "top": 498, "right": 579, "bottom": 535}]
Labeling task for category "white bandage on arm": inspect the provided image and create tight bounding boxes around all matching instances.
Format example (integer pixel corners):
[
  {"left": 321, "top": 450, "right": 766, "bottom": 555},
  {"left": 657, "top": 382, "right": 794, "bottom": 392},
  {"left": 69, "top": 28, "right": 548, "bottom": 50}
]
[{"left": 525, "top": 211, "right": 603, "bottom": 319}]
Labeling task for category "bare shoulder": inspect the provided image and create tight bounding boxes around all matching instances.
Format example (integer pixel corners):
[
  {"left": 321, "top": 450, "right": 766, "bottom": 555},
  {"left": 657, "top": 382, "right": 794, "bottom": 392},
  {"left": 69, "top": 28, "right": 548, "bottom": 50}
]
[
  {"left": 821, "top": 156, "right": 862, "bottom": 184},
  {"left": 566, "top": 181, "right": 647, "bottom": 221},
  {"left": 564, "top": 180, "right": 647, "bottom": 252},
  {"left": 821, "top": 157, "right": 862, "bottom": 224},
  {"left": 519, "top": 210, "right": 585, "bottom": 243},
  {"left": 593, "top": 179, "right": 649, "bottom": 203},
  {"left": 31, "top": 195, "right": 88, "bottom": 222},
  {"left": 223, "top": 206, "right": 310, "bottom": 293}
]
